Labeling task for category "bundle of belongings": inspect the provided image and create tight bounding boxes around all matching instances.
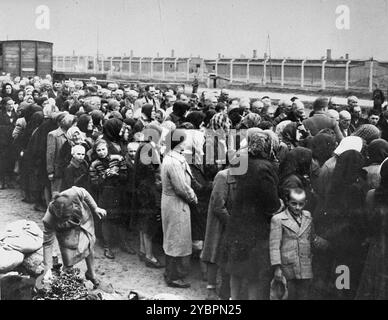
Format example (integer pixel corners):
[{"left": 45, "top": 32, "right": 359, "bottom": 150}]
[
  {"left": 0, "top": 220, "right": 44, "bottom": 300},
  {"left": 0, "top": 220, "right": 44, "bottom": 275}
]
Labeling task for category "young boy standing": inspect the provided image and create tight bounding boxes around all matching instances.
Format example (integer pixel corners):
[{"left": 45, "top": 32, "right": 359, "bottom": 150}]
[{"left": 269, "top": 188, "right": 327, "bottom": 300}]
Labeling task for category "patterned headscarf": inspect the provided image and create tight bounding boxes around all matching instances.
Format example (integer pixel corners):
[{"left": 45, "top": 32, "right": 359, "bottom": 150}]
[
  {"left": 209, "top": 113, "right": 231, "bottom": 131},
  {"left": 248, "top": 130, "right": 277, "bottom": 160},
  {"left": 239, "top": 113, "right": 261, "bottom": 129},
  {"left": 352, "top": 124, "right": 381, "bottom": 145},
  {"left": 66, "top": 126, "right": 85, "bottom": 146}
]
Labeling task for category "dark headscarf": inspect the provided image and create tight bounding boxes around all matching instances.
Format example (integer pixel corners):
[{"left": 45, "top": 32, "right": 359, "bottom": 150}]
[
  {"left": 327, "top": 150, "right": 366, "bottom": 208},
  {"left": 367, "top": 139, "right": 388, "bottom": 165},
  {"left": 77, "top": 114, "right": 92, "bottom": 134},
  {"left": 311, "top": 133, "right": 337, "bottom": 167},
  {"left": 375, "top": 158, "right": 388, "bottom": 204},
  {"left": 90, "top": 110, "right": 104, "bottom": 127},
  {"left": 103, "top": 118, "right": 124, "bottom": 143},
  {"left": 185, "top": 111, "right": 205, "bottom": 129},
  {"left": 24, "top": 104, "right": 43, "bottom": 123},
  {"left": 281, "top": 122, "right": 298, "bottom": 148},
  {"left": 279, "top": 147, "right": 312, "bottom": 181},
  {"left": 141, "top": 103, "right": 154, "bottom": 120},
  {"left": 172, "top": 101, "right": 190, "bottom": 118}
]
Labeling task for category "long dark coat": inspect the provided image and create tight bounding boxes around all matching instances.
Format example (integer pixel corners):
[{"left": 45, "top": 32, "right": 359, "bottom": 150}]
[
  {"left": 224, "top": 156, "right": 281, "bottom": 280},
  {"left": 132, "top": 142, "right": 162, "bottom": 237},
  {"left": 190, "top": 164, "right": 213, "bottom": 241},
  {"left": 201, "top": 168, "right": 236, "bottom": 265}
]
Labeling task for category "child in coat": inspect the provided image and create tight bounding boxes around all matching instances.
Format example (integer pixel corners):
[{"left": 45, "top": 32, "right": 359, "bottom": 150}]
[
  {"left": 89, "top": 139, "right": 128, "bottom": 259},
  {"left": 269, "top": 188, "right": 328, "bottom": 300},
  {"left": 61, "top": 145, "right": 89, "bottom": 191}
]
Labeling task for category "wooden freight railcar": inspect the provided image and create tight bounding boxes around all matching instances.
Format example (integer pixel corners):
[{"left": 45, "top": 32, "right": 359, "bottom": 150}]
[{"left": 0, "top": 40, "right": 53, "bottom": 77}]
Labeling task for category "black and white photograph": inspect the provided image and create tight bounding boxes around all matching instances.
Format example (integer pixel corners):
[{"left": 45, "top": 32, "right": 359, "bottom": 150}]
[{"left": 0, "top": 0, "right": 388, "bottom": 306}]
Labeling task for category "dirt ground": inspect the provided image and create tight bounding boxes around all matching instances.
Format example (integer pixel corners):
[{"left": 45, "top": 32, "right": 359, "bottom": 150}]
[{"left": 0, "top": 186, "right": 208, "bottom": 300}]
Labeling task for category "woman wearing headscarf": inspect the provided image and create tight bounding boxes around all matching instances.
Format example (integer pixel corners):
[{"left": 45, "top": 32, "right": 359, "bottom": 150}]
[
  {"left": 224, "top": 130, "right": 283, "bottom": 299},
  {"left": 205, "top": 113, "right": 232, "bottom": 175},
  {"left": 102, "top": 118, "right": 127, "bottom": 156},
  {"left": 316, "top": 150, "right": 369, "bottom": 299},
  {"left": 352, "top": 124, "right": 381, "bottom": 145},
  {"left": 356, "top": 158, "right": 388, "bottom": 299},
  {"left": 42, "top": 186, "right": 107, "bottom": 288},
  {"left": 363, "top": 139, "right": 388, "bottom": 189},
  {"left": 22, "top": 111, "right": 45, "bottom": 210},
  {"left": 310, "top": 133, "right": 337, "bottom": 168},
  {"left": 279, "top": 147, "right": 315, "bottom": 212},
  {"left": 236, "top": 113, "right": 261, "bottom": 130},
  {"left": 57, "top": 126, "right": 91, "bottom": 191},
  {"left": 132, "top": 123, "right": 164, "bottom": 268},
  {"left": 77, "top": 114, "right": 93, "bottom": 141}
]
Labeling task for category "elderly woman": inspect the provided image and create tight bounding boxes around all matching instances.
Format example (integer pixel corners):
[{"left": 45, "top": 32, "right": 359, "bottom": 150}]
[
  {"left": 42, "top": 186, "right": 107, "bottom": 288},
  {"left": 161, "top": 129, "right": 198, "bottom": 288},
  {"left": 58, "top": 126, "right": 91, "bottom": 190},
  {"left": 224, "top": 130, "right": 283, "bottom": 300}
]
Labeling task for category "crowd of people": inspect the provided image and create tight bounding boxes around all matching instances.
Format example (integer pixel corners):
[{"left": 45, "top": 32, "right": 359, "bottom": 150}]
[{"left": 1, "top": 72, "right": 388, "bottom": 300}]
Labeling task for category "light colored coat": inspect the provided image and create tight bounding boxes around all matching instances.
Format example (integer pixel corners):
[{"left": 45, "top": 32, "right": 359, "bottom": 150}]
[
  {"left": 269, "top": 209, "right": 314, "bottom": 280},
  {"left": 46, "top": 127, "right": 67, "bottom": 176},
  {"left": 161, "top": 150, "right": 197, "bottom": 257}
]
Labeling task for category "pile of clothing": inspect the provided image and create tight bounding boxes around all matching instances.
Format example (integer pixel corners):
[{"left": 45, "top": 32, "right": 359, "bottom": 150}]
[{"left": 0, "top": 220, "right": 43, "bottom": 275}]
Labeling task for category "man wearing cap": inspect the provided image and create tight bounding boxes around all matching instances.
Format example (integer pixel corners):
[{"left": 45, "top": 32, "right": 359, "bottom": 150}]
[
  {"left": 302, "top": 97, "right": 343, "bottom": 142},
  {"left": 218, "top": 89, "right": 229, "bottom": 104},
  {"left": 192, "top": 76, "right": 199, "bottom": 94},
  {"left": 349, "top": 104, "right": 368, "bottom": 134},
  {"left": 134, "top": 85, "right": 160, "bottom": 115},
  {"left": 339, "top": 110, "right": 352, "bottom": 137}
]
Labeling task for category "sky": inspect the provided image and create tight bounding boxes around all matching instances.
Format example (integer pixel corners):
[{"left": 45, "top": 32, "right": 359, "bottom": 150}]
[{"left": 0, "top": 0, "right": 387, "bottom": 60}]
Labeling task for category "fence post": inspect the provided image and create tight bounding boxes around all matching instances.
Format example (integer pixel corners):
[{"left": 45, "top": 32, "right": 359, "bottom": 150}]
[
  {"left": 120, "top": 57, "right": 123, "bottom": 76},
  {"left": 139, "top": 57, "right": 143, "bottom": 76},
  {"left": 281, "top": 59, "right": 286, "bottom": 87},
  {"left": 345, "top": 60, "right": 351, "bottom": 90},
  {"left": 369, "top": 60, "right": 374, "bottom": 93},
  {"left": 215, "top": 59, "right": 219, "bottom": 77},
  {"left": 321, "top": 60, "right": 327, "bottom": 90},
  {"left": 150, "top": 57, "right": 154, "bottom": 79},
  {"left": 301, "top": 59, "right": 306, "bottom": 88},
  {"left": 230, "top": 59, "right": 235, "bottom": 83},
  {"left": 186, "top": 58, "right": 191, "bottom": 81},
  {"left": 162, "top": 58, "right": 166, "bottom": 80},
  {"left": 174, "top": 58, "right": 178, "bottom": 80},
  {"left": 93, "top": 56, "right": 97, "bottom": 73},
  {"left": 263, "top": 58, "right": 269, "bottom": 85},
  {"left": 246, "top": 59, "right": 250, "bottom": 83}
]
